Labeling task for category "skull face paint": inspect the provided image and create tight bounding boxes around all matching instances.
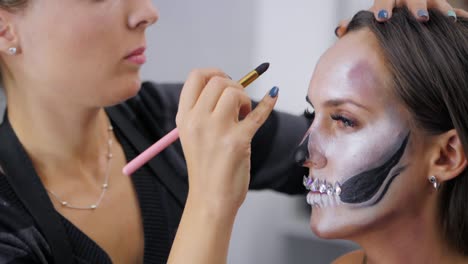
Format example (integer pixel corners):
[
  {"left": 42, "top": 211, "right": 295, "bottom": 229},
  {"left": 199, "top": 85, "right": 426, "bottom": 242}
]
[
  {"left": 301, "top": 30, "right": 421, "bottom": 239},
  {"left": 303, "top": 133, "right": 410, "bottom": 205}
]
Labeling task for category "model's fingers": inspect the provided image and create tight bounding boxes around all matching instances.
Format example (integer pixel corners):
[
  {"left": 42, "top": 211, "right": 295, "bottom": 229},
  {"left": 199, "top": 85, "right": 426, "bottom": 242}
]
[
  {"left": 405, "top": 0, "right": 429, "bottom": 21},
  {"left": 372, "top": 0, "right": 395, "bottom": 21},
  {"left": 178, "top": 68, "right": 228, "bottom": 114},
  {"left": 454, "top": 8, "right": 468, "bottom": 18},
  {"left": 239, "top": 87, "right": 279, "bottom": 139},
  {"left": 213, "top": 87, "right": 252, "bottom": 123},
  {"left": 196, "top": 76, "right": 244, "bottom": 113}
]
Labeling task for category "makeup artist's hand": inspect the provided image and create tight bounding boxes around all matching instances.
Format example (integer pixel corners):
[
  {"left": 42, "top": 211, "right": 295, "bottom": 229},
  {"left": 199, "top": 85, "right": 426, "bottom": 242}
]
[
  {"left": 176, "top": 69, "right": 279, "bottom": 215},
  {"left": 169, "top": 68, "right": 278, "bottom": 264},
  {"left": 335, "top": 0, "right": 468, "bottom": 37}
]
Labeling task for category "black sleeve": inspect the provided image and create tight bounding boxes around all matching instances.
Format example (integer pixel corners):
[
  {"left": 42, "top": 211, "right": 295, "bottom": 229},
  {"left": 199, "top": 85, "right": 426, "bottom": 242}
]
[
  {"left": 0, "top": 197, "right": 51, "bottom": 264},
  {"left": 136, "top": 82, "right": 309, "bottom": 195},
  {"left": 249, "top": 102, "right": 309, "bottom": 194}
]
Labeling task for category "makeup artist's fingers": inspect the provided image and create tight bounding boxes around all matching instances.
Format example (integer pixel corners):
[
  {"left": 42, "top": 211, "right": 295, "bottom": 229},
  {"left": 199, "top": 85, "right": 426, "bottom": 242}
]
[
  {"left": 178, "top": 68, "right": 229, "bottom": 114},
  {"left": 196, "top": 76, "right": 244, "bottom": 113},
  {"left": 212, "top": 87, "right": 252, "bottom": 122},
  {"left": 240, "top": 87, "right": 279, "bottom": 139}
]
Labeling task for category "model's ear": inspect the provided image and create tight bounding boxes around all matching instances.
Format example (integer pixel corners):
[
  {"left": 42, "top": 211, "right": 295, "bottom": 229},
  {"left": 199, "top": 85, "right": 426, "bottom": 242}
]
[
  {"left": 428, "top": 129, "right": 467, "bottom": 183},
  {"left": 0, "top": 9, "right": 20, "bottom": 56}
]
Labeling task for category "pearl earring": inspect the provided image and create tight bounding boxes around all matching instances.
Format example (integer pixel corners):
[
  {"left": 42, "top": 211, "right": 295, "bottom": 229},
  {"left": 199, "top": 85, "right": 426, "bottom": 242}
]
[
  {"left": 429, "top": 176, "right": 440, "bottom": 190},
  {"left": 8, "top": 47, "right": 17, "bottom": 55}
]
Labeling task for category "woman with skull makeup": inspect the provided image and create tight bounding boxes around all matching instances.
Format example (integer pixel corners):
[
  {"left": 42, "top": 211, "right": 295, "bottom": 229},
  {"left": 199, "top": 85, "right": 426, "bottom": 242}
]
[
  {"left": 170, "top": 5, "right": 468, "bottom": 264},
  {"left": 301, "top": 7, "right": 468, "bottom": 263}
]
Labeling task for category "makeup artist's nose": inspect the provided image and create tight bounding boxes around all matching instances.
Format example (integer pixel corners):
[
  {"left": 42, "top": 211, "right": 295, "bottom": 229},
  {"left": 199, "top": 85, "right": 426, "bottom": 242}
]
[{"left": 128, "top": 0, "right": 159, "bottom": 30}]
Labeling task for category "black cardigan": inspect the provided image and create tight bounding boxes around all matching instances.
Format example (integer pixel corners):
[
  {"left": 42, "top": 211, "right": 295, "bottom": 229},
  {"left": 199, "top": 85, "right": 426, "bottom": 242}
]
[{"left": 0, "top": 82, "right": 309, "bottom": 263}]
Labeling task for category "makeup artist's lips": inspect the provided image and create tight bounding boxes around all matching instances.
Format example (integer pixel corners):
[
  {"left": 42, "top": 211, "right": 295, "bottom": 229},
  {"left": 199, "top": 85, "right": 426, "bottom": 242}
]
[{"left": 125, "top": 47, "right": 146, "bottom": 65}]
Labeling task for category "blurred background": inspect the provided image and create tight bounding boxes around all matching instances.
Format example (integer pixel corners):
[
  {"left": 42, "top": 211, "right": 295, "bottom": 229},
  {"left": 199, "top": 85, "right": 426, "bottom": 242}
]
[{"left": 139, "top": 0, "right": 466, "bottom": 263}]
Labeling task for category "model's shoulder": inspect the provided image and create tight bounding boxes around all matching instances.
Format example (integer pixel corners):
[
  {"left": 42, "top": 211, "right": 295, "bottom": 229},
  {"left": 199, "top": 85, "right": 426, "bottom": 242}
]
[{"left": 332, "top": 250, "right": 365, "bottom": 264}]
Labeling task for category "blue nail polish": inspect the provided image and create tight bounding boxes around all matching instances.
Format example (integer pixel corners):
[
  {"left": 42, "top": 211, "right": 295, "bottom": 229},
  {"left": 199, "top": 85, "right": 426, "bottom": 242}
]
[
  {"left": 269, "top": 86, "right": 279, "bottom": 98},
  {"left": 377, "top": 9, "right": 389, "bottom": 20},
  {"left": 417, "top": 9, "right": 429, "bottom": 19},
  {"left": 447, "top": 10, "right": 457, "bottom": 21}
]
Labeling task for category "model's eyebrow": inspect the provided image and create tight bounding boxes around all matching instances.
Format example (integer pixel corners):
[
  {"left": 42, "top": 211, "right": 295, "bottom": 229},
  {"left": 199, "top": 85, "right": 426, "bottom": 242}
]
[
  {"left": 324, "top": 98, "right": 370, "bottom": 112},
  {"left": 306, "top": 96, "right": 369, "bottom": 112}
]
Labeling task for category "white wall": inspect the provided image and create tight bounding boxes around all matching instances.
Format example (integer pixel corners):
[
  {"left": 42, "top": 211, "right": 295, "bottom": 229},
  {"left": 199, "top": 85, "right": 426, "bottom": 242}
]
[{"left": 143, "top": 0, "right": 373, "bottom": 263}]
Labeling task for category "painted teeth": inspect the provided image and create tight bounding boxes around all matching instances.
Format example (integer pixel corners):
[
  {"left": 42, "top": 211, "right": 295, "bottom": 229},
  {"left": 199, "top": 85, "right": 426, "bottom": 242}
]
[
  {"left": 334, "top": 182, "right": 342, "bottom": 196},
  {"left": 303, "top": 175, "right": 341, "bottom": 197},
  {"left": 306, "top": 192, "right": 341, "bottom": 207}
]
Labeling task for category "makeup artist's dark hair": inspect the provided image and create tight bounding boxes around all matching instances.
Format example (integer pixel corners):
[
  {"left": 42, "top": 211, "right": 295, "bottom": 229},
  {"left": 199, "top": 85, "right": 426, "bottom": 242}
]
[{"left": 347, "top": 7, "right": 468, "bottom": 256}]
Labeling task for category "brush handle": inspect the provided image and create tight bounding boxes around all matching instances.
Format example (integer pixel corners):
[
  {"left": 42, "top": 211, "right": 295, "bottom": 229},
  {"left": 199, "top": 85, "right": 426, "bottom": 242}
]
[{"left": 123, "top": 128, "right": 179, "bottom": 175}]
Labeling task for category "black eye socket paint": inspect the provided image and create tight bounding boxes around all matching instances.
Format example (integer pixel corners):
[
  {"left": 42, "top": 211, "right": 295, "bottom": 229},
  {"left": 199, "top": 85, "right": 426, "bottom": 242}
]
[
  {"left": 339, "top": 133, "right": 410, "bottom": 204},
  {"left": 294, "top": 134, "right": 310, "bottom": 166}
]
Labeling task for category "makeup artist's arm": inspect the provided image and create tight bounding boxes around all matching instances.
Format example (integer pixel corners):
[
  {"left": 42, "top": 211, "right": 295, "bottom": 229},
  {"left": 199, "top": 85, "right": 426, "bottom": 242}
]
[
  {"left": 336, "top": 0, "right": 468, "bottom": 36},
  {"left": 167, "top": 69, "right": 278, "bottom": 264}
]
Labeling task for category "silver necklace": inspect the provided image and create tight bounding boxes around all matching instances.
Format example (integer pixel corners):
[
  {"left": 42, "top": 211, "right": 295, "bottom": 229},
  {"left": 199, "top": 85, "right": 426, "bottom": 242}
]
[{"left": 46, "top": 124, "right": 114, "bottom": 210}]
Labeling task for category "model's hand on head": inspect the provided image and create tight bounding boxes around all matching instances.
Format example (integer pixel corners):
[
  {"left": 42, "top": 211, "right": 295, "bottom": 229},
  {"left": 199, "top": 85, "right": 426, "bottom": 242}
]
[
  {"left": 169, "top": 68, "right": 278, "bottom": 264},
  {"left": 336, "top": 0, "right": 468, "bottom": 37}
]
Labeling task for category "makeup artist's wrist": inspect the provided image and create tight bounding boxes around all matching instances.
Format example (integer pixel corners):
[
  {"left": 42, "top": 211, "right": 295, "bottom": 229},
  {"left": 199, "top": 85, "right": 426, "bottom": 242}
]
[{"left": 185, "top": 192, "right": 241, "bottom": 221}]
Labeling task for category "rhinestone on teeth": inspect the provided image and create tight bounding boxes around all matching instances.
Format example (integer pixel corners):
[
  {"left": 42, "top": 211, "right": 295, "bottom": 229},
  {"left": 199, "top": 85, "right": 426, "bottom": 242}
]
[{"left": 303, "top": 175, "right": 342, "bottom": 196}]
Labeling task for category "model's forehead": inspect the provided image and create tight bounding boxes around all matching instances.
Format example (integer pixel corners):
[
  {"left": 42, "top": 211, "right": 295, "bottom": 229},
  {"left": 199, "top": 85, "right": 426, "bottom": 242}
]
[{"left": 308, "top": 30, "right": 390, "bottom": 109}]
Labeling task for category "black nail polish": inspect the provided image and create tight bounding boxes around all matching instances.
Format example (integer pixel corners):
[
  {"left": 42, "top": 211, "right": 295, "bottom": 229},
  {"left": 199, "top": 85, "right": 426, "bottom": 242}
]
[{"left": 269, "top": 86, "right": 279, "bottom": 98}]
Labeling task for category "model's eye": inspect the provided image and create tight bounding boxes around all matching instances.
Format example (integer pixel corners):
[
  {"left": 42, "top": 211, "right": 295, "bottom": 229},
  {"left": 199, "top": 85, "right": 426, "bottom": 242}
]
[{"left": 330, "top": 114, "right": 357, "bottom": 128}]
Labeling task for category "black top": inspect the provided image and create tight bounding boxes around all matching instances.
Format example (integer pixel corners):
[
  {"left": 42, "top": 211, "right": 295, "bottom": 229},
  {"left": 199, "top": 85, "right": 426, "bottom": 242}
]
[{"left": 0, "top": 82, "right": 309, "bottom": 264}]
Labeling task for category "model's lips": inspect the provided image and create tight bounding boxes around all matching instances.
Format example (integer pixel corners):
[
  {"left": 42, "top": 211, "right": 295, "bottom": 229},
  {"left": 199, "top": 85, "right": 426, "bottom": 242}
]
[{"left": 125, "top": 47, "right": 146, "bottom": 65}]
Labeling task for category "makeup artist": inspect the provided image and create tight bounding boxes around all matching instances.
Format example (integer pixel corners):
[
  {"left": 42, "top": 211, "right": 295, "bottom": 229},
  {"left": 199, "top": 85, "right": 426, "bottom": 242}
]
[{"left": 0, "top": 1, "right": 461, "bottom": 264}]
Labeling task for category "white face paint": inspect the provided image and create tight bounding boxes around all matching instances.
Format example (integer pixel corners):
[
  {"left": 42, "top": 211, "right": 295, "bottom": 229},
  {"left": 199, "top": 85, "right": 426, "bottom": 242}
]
[{"left": 302, "top": 30, "right": 426, "bottom": 239}]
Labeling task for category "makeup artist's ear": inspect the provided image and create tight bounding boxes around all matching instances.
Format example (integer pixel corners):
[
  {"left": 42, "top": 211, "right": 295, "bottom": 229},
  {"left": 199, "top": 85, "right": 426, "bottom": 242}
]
[
  {"left": 0, "top": 10, "right": 19, "bottom": 55},
  {"left": 428, "top": 129, "right": 467, "bottom": 182}
]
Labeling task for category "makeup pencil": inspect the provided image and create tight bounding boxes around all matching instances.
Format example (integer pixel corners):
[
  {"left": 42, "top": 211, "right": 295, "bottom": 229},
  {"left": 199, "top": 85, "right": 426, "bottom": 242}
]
[{"left": 123, "top": 62, "right": 270, "bottom": 176}]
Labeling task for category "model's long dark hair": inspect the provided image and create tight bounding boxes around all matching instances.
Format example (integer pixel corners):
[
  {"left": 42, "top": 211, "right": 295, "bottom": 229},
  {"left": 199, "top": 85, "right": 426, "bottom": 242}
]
[{"left": 348, "top": 7, "right": 468, "bottom": 255}]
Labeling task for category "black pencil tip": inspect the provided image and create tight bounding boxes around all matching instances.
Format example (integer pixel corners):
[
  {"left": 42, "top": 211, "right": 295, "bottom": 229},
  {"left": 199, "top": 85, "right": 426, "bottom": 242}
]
[{"left": 255, "top": 62, "right": 270, "bottom": 75}]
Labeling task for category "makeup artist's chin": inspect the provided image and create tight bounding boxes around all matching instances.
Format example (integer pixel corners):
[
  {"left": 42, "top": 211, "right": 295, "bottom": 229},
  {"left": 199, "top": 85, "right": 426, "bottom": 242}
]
[{"left": 104, "top": 75, "right": 143, "bottom": 106}]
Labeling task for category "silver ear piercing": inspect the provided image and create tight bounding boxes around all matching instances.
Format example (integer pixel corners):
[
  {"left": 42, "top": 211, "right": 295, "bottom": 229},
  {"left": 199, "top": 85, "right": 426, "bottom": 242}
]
[
  {"left": 8, "top": 47, "right": 17, "bottom": 55},
  {"left": 429, "top": 176, "right": 440, "bottom": 190}
]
